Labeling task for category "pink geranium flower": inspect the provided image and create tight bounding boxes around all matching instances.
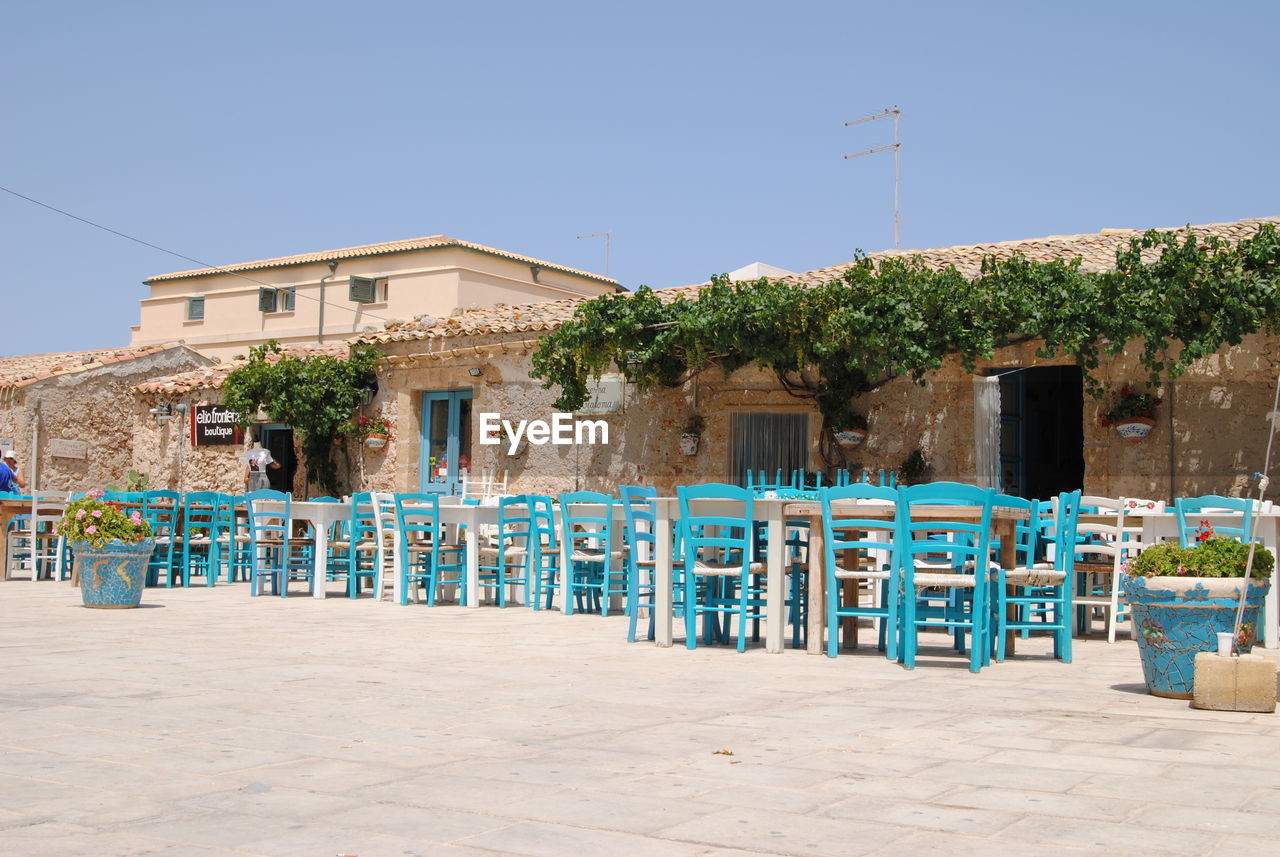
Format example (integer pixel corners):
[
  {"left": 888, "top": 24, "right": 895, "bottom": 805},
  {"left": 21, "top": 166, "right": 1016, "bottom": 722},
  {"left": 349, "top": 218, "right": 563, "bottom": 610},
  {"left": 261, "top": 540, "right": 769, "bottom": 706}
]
[
  {"left": 86, "top": 525, "right": 97, "bottom": 535},
  {"left": 91, "top": 509, "right": 103, "bottom": 518},
  {"left": 76, "top": 509, "right": 86, "bottom": 520}
]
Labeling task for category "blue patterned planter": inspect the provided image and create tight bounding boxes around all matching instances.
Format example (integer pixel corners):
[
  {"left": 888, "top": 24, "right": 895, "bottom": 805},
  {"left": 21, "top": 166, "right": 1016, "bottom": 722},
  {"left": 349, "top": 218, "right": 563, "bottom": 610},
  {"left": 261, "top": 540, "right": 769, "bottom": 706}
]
[
  {"left": 1123, "top": 574, "right": 1270, "bottom": 698},
  {"left": 72, "top": 539, "right": 155, "bottom": 609}
]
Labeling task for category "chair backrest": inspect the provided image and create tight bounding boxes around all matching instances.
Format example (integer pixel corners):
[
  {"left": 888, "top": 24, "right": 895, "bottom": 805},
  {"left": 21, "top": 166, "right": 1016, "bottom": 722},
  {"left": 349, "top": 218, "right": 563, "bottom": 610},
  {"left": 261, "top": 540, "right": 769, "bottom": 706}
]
[
  {"left": 896, "top": 482, "right": 993, "bottom": 573},
  {"left": 677, "top": 483, "right": 754, "bottom": 565},
  {"left": 1076, "top": 495, "right": 1149, "bottom": 570},
  {"left": 246, "top": 489, "right": 290, "bottom": 544},
  {"left": 992, "top": 493, "right": 1037, "bottom": 568},
  {"left": 394, "top": 492, "right": 442, "bottom": 546},
  {"left": 1045, "top": 489, "right": 1083, "bottom": 570},
  {"left": 819, "top": 483, "right": 899, "bottom": 575},
  {"left": 559, "top": 491, "right": 616, "bottom": 555},
  {"left": 141, "top": 490, "right": 181, "bottom": 536},
  {"left": 1174, "top": 494, "right": 1255, "bottom": 547},
  {"left": 525, "top": 494, "right": 558, "bottom": 550},
  {"left": 29, "top": 490, "right": 71, "bottom": 533},
  {"left": 182, "top": 491, "right": 222, "bottom": 537},
  {"left": 619, "top": 486, "right": 656, "bottom": 565}
]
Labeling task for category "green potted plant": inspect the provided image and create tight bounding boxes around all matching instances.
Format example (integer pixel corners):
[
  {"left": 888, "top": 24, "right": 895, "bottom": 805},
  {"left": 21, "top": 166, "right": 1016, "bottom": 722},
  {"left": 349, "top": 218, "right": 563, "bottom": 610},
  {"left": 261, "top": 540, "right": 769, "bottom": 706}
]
[
  {"left": 1100, "top": 385, "right": 1161, "bottom": 440},
  {"left": 831, "top": 412, "right": 869, "bottom": 447},
  {"left": 1123, "top": 526, "right": 1273, "bottom": 698},
  {"left": 59, "top": 490, "right": 155, "bottom": 608}
]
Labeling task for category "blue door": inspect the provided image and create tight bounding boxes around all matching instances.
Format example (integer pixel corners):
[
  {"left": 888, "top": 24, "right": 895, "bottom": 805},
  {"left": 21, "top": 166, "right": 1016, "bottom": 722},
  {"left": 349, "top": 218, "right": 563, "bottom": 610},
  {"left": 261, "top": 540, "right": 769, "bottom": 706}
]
[{"left": 419, "top": 390, "right": 473, "bottom": 495}]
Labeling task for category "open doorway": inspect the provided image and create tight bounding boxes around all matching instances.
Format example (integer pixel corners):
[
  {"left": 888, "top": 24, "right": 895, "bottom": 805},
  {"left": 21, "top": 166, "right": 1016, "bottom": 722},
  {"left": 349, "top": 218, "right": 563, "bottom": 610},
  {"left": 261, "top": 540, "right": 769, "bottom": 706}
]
[
  {"left": 998, "top": 367, "right": 1084, "bottom": 500},
  {"left": 258, "top": 424, "right": 297, "bottom": 495}
]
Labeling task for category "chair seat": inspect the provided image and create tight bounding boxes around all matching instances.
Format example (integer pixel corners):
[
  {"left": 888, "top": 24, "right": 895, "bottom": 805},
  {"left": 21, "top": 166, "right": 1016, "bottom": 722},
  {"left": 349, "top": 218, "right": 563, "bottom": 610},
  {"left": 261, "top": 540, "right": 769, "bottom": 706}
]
[
  {"left": 479, "top": 545, "right": 526, "bottom": 559},
  {"left": 693, "top": 558, "right": 765, "bottom": 575},
  {"left": 833, "top": 565, "right": 891, "bottom": 580},
  {"left": 911, "top": 571, "right": 978, "bottom": 588},
  {"left": 570, "top": 548, "right": 624, "bottom": 562},
  {"left": 1004, "top": 566, "right": 1067, "bottom": 586}
]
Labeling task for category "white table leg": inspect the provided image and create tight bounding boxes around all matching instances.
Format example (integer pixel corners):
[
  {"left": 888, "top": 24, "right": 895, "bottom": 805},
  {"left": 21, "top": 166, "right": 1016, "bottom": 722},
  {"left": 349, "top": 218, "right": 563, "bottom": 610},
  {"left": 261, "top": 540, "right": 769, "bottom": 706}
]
[
  {"left": 654, "top": 500, "right": 673, "bottom": 647},
  {"left": 312, "top": 521, "right": 327, "bottom": 599},
  {"left": 466, "top": 523, "right": 480, "bottom": 608},
  {"left": 765, "top": 507, "right": 784, "bottom": 654}
]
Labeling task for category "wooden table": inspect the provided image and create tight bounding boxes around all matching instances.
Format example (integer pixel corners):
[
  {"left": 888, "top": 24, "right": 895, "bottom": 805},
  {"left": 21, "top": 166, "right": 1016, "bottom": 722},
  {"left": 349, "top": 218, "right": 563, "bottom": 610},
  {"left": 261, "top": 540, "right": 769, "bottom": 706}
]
[{"left": 1, "top": 496, "right": 31, "bottom": 578}]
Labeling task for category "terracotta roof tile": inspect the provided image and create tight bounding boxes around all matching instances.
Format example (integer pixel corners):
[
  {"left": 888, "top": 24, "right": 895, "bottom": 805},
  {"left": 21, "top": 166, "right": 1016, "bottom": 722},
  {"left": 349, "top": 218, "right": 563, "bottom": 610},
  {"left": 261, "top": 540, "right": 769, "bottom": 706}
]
[
  {"left": 0, "top": 345, "right": 176, "bottom": 390},
  {"left": 145, "top": 235, "right": 619, "bottom": 287},
  {"left": 131, "top": 345, "right": 348, "bottom": 395}
]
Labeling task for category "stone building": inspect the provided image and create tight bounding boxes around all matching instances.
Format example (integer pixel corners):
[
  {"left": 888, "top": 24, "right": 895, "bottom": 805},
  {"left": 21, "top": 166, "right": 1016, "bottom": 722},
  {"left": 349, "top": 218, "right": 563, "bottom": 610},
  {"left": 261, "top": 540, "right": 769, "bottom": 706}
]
[
  {"left": 129, "top": 216, "right": 1280, "bottom": 502},
  {"left": 0, "top": 345, "right": 211, "bottom": 492}
]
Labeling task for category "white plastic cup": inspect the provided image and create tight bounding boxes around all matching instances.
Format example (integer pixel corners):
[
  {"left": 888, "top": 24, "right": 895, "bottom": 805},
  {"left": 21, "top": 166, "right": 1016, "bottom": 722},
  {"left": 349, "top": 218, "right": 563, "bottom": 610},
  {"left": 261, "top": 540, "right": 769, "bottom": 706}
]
[{"left": 1216, "top": 631, "right": 1234, "bottom": 657}]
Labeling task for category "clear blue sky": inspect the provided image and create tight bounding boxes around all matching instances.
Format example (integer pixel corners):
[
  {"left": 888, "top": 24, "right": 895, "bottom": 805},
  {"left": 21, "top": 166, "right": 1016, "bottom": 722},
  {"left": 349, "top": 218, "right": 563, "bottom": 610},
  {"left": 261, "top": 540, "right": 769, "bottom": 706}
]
[{"left": 3, "top": 0, "right": 1277, "bottom": 357}]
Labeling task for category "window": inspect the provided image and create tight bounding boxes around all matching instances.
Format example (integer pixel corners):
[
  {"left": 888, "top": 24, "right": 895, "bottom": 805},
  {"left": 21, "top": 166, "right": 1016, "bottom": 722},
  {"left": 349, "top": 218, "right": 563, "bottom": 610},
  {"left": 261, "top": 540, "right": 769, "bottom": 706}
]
[
  {"left": 728, "top": 412, "right": 809, "bottom": 486},
  {"left": 349, "top": 276, "right": 389, "bottom": 304},
  {"left": 186, "top": 297, "right": 205, "bottom": 321},
  {"left": 258, "top": 287, "right": 296, "bottom": 313}
]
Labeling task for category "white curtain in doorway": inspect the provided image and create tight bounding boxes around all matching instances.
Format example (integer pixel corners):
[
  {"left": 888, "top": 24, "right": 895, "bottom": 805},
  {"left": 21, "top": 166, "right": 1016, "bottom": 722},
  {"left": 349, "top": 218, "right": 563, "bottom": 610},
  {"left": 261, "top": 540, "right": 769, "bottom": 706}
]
[{"left": 973, "top": 375, "right": 1001, "bottom": 491}]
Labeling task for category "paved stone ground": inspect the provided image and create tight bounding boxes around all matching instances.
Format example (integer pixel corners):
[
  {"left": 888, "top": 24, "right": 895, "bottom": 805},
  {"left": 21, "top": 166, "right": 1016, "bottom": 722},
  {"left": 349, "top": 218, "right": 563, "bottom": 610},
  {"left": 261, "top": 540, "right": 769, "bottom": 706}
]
[{"left": 2, "top": 582, "right": 1278, "bottom": 857}]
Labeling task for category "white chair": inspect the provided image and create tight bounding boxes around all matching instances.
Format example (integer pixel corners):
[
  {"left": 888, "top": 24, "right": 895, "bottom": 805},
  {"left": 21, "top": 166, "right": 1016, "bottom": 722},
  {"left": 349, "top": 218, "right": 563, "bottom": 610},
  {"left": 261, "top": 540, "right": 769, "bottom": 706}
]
[
  {"left": 6, "top": 491, "right": 72, "bottom": 582},
  {"left": 369, "top": 491, "right": 400, "bottom": 601},
  {"left": 1074, "top": 495, "right": 1155, "bottom": 643}
]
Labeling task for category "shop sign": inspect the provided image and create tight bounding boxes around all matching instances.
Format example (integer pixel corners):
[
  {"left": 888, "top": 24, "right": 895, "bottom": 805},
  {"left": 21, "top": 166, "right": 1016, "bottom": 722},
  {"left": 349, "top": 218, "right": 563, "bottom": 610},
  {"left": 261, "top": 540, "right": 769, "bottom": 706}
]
[{"left": 191, "top": 405, "right": 243, "bottom": 446}]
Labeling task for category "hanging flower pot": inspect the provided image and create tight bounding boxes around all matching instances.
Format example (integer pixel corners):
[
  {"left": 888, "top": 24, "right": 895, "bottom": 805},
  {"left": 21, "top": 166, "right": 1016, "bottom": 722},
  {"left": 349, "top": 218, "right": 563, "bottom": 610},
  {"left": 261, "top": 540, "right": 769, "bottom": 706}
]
[
  {"left": 1113, "top": 417, "right": 1155, "bottom": 441},
  {"left": 679, "top": 433, "right": 700, "bottom": 456},
  {"left": 833, "top": 429, "right": 866, "bottom": 447},
  {"left": 364, "top": 433, "right": 389, "bottom": 449}
]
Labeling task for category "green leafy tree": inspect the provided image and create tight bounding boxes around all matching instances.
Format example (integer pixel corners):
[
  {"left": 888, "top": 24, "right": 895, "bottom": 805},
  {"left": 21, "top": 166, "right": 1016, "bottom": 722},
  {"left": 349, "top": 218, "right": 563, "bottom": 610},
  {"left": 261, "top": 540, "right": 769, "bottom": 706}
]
[
  {"left": 531, "top": 225, "right": 1280, "bottom": 451},
  {"left": 222, "top": 342, "right": 381, "bottom": 495}
]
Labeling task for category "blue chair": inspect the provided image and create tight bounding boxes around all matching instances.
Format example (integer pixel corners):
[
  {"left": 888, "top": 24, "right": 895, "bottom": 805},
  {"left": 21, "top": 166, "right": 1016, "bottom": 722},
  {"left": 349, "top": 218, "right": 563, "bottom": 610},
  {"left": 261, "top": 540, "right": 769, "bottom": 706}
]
[
  {"left": 343, "top": 493, "right": 382, "bottom": 598},
  {"left": 678, "top": 483, "right": 765, "bottom": 652},
  {"left": 620, "top": 485, "right": 658, "bottom": 642},
  {"left": 897, "top": 482, "right": 994, "bottom": 672},
  {"left": 990, "top": 491, "right": 1080, "bottom": 662},
  {"left": 559, "top": 491, "right": 625, "bottom": 616},
  {"left": 180, "top": 491, "right": 223, "bottom": 587},
  {"left": 820, "top": 483, "right": 901, "bottom": 660},
  {"left": 246, "top": 489, "right": 314, "bottom": 597},
  {"left": 395, "top": 493, "right": 465, "bottom": 605},
  {"left": 142, "top": 490, "right": 181, "bottom": 587},
  {"left": 527, "top": 495, "right": 561, "bottom": 611},
  {"left": 1174, "top": 495, "right": 1255, "bottom": 547},
  {"left": 476, "top": 495, "right": 533, "bottom": 607}
]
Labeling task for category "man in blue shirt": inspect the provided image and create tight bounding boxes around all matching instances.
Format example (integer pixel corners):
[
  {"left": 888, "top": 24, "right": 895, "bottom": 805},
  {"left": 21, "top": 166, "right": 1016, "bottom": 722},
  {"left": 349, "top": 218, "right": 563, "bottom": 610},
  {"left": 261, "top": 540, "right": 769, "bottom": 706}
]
[{"left": 0, "top": 451, "right": 23, "bottom": 494}]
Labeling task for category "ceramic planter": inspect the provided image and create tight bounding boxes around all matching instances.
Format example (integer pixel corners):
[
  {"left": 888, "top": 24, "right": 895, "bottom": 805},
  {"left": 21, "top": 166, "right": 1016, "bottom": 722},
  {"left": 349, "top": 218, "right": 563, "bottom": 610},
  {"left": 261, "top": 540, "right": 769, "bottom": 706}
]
[
  {"left": 1113, "top": 417, "right": 1155, "bottom": 440},
  {"left": 679, "top": 433, "right": 700, "bottom": 455},
  {"left": 1122, "top": 574, "right": 1270, "bottom": 698},
  {"left": 833, "top": 429, "right": 866, "bottom": 447},
  {"left": 364, "top": 434, "right": 389, "bottom": 449},
  {"left": 73, "top": 538, "right": 155, "bottom": 609}
]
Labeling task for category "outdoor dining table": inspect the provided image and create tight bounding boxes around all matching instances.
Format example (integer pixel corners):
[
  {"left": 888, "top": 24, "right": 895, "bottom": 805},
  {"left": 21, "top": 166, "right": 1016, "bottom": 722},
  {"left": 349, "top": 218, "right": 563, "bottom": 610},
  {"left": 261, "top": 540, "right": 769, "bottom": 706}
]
[
  {"left": 651, "top": 497, "right": 1027, "bottom": 655},
  {"left": 0, "top": 495, "right": 32, "bottom": 575},
  {"left": 250, "top": 498, "right": 352, "bottom": 598}
]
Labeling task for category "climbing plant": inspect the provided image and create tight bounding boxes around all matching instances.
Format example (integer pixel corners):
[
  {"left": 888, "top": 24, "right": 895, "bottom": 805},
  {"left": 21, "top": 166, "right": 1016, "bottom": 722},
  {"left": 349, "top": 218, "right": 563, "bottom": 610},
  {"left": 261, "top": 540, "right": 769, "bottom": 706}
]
[
  {"left": 531, "top": 224, "right": 1280, "bottom": 431},
  {"left": 222, "top": 341, "right": 381, "bottom": 495}
]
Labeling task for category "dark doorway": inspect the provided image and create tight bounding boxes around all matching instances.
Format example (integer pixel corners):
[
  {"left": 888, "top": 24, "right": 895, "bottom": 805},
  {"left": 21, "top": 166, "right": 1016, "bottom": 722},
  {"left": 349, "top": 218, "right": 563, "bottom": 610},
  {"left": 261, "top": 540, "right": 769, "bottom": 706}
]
[
  {"left": 258, "top": 424, "right": 297, "bottom": 495},
  {"left": 998, "top": 367, "right": 1084, "bottom": 500}
]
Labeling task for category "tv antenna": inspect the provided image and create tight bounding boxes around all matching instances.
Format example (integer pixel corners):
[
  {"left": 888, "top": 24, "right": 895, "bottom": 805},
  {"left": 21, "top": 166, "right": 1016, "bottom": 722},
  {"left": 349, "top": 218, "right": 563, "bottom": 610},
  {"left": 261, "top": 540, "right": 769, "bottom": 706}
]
[
  {"left": 577, "top": 231, "right": 612, "bottom": 277},
  {"left": 844, "top": 107, "right": 902, "bottom": 249}
]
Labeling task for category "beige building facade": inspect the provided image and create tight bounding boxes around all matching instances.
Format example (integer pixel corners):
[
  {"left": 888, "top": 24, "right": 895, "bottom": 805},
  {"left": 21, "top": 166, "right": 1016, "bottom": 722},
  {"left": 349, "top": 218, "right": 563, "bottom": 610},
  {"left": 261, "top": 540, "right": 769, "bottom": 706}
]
[{"left": 130, "top": 236, "right": 621, "bottom": 362}]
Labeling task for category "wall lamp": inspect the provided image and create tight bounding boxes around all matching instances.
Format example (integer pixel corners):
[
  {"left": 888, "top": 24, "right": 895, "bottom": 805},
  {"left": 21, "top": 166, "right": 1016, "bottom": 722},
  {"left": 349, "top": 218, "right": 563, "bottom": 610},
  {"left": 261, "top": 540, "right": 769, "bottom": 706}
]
[
  {"left": 468, "top": 367, "right": 484, "bottom": 377},
  {"left": 150, "top": 402, "right": 190, "bottom": 423}
]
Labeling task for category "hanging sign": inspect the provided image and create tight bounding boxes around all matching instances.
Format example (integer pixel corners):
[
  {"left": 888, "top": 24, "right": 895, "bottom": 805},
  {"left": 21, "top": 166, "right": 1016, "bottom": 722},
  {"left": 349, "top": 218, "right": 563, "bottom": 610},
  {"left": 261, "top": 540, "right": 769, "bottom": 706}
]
[
  {"left": 575, "top": 373, "right": 625, "bottom": 415},
  {"left": 191, "top": 404, "right": 243, "bottom": 446}
]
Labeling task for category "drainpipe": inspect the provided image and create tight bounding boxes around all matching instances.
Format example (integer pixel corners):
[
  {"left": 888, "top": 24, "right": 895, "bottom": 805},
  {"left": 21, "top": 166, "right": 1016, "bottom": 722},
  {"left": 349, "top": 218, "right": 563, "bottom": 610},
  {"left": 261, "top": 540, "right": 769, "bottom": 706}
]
[
  {"left": 29, "top": 398, "right": 41, "bottom": 491},
  {"left": 318, "top": 261, "right": 338, "bottom": 344}
]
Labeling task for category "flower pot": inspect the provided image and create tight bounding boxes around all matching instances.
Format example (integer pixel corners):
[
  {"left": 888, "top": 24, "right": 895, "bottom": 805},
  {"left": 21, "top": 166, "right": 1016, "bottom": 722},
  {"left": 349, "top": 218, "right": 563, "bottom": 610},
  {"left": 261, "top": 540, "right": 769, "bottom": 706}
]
[
  {"left": 1122, "top": 574, "right": 1270, "bottom": 698},
  {"left": 679, "top": 433, "right": 700, "bottom": 456},
  {"left": 1113, "top": 417, "right": 1155, "bottom": 440},
  {"left": 72, "top": 538, "right": 155, "bottom": 609},
  {"left": 364, "top": 434, "right": 389, "bottom": 449},
  {"left": 833, "top": 429, "right": 866, "bottom": 447}
]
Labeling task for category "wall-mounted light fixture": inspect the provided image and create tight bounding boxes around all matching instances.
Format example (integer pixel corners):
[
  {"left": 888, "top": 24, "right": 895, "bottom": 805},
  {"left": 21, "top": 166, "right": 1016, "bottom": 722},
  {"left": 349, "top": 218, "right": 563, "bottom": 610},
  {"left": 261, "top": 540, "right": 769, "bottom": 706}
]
[
  {"left": 468, "top": 367, "right": 483, "bottom": 377},
  {"left": 150, "top": 403, "right": 174, "bottom": 422}
]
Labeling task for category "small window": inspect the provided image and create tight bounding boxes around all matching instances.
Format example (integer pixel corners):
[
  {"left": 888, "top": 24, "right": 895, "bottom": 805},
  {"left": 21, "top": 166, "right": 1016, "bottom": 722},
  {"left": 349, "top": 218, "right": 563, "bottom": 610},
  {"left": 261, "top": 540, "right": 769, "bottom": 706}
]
[
  {"left": 349, "top": 276, "right": 388, "bottom": 304},
  {"left": 258, "top": 287, "right": 296, "bottom": 313},
  {"left": 186, "top": 297, "right": 205, "bottom": 321}
]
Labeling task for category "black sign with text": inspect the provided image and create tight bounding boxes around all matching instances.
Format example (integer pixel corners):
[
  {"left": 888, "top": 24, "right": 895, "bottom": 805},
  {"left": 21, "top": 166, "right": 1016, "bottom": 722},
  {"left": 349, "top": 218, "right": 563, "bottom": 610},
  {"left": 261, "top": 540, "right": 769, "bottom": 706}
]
[{"left": 191, "top": 404, "right": 243, "bottom": 446}]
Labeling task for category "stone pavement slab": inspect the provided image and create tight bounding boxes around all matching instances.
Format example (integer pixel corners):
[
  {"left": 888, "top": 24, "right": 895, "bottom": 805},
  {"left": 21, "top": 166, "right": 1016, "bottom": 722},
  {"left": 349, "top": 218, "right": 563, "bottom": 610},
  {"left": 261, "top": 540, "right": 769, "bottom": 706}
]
[{"left": 1, "top": 582, "right": 1278, "bottom": 856}]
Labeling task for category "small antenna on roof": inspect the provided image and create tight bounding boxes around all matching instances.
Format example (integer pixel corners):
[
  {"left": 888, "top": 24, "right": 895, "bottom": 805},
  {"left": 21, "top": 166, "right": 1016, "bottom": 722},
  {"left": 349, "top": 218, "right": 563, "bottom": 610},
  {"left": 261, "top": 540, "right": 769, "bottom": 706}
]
[
  {"left": 577, "top": 231, "right": 612, "bottom": 277},
  {"left": 844, "top": 107, "right": 902, "bottom": 249}
]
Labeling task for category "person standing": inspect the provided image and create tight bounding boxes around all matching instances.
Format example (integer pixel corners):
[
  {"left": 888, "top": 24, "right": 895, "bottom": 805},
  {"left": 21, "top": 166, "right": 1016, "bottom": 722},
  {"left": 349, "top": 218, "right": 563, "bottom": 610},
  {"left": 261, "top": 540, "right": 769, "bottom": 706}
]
[
  {"left": 243, "top": 434, "right": 280, "bottom": 492},
  {"left": 0, "top": 450, "right": 25, "bottom": 494}
]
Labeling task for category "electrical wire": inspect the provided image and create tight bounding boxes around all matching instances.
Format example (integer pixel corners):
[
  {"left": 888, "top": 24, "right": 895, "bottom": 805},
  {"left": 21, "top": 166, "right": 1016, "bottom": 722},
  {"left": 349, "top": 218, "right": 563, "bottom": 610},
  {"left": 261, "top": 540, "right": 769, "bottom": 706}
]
[{"left": 0, "top": 183, "right": 393, "bottom": 323}]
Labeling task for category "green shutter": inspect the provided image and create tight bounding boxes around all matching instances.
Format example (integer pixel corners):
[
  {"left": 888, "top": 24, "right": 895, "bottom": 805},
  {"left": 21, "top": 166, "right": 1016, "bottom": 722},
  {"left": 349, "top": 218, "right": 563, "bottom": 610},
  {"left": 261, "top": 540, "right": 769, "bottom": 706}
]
[
  {"left": 282, "top": 288, "right": 296, "bottom": 311},
  {"left": 258, "top": 288, "right": 277, "bottom": 312},
  {"left": 349, "top": 276, "right": 377, "bottom": 303},
  {"left": 187, "top": 297, "right": 205, "bottom": 320}
]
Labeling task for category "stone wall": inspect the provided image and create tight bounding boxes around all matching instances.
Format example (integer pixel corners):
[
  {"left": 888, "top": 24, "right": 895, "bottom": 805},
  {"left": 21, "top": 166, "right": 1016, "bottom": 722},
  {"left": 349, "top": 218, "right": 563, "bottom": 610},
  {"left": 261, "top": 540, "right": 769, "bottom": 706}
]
[{"left": 0, "top": 348, "right": 210, "bottom": 493}]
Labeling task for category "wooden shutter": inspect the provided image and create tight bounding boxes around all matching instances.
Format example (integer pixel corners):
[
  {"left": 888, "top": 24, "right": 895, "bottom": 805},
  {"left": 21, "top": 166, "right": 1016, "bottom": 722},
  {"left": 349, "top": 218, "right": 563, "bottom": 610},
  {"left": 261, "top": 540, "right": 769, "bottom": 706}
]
[
  {"left": 258, "top": 288, "right": 277, "bottom": 312},
  {"left": 349, "top": 276, "right": 378, "bottom": 303}
]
